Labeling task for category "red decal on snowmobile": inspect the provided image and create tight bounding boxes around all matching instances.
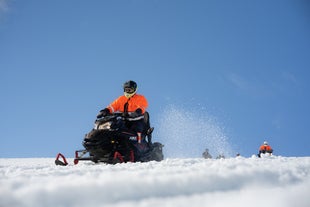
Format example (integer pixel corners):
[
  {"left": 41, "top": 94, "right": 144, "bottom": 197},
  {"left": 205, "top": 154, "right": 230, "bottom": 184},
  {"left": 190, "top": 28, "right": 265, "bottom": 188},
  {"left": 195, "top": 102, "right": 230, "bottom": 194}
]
[{"left": 113, "top": 151, "right": 124, "bottom": 163}]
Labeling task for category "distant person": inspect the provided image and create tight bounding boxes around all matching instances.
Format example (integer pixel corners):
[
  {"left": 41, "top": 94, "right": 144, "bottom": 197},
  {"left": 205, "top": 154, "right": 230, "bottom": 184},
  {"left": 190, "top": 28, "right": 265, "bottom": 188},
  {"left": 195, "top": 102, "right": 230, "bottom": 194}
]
[
  {"left": 96, "top": 80, "right": 148, "bottom": 144},
  {"left": 202, "top": 148, "right": 212, "bottom": 159},
  {"left": 216, "top": 154, "right": 225, "bottom": 159},
  {"left": 258, "top": 141, "right": 273, "bottom": 157}
]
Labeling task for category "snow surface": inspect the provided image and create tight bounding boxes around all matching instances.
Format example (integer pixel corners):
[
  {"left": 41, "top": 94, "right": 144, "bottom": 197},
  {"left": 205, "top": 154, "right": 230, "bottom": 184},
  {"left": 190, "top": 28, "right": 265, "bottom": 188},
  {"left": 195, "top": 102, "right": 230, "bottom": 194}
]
[{"left": 1, "top": 156, "right": 310, "bottom": 207}]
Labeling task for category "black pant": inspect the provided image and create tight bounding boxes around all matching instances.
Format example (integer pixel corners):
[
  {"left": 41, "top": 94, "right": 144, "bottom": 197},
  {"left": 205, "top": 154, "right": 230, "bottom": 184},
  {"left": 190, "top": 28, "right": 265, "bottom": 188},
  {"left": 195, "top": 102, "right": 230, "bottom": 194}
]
[{"left": 125, "top": 119, "right": 145, "bottom": 133}]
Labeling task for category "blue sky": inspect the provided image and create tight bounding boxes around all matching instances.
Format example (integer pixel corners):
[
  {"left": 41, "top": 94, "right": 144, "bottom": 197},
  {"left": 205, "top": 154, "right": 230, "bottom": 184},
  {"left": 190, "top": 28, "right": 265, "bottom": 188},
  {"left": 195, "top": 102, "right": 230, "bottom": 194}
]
[{"left": 1, "top": 0, "right": 309, "bottom": 158}]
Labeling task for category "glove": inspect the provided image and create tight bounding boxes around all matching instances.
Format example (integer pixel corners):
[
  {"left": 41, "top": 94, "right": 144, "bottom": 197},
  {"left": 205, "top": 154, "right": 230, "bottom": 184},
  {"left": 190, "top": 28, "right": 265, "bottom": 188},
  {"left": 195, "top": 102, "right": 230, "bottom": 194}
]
[
  {"left": 135, "top": 108, "right": 142, "bottom": 115},
  {"left": 97, "top": 108, "right": 110, "bottom": 118},
  {"left": 131, "top": 108, "right": 142, "bottom": 117}
]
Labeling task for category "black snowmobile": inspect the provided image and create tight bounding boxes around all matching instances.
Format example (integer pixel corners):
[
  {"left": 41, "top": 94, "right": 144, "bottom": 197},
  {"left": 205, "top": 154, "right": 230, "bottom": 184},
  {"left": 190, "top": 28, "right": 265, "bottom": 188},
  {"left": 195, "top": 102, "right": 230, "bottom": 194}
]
[{"left": 72, "top": 112, "right": 164, "bottom": 164}]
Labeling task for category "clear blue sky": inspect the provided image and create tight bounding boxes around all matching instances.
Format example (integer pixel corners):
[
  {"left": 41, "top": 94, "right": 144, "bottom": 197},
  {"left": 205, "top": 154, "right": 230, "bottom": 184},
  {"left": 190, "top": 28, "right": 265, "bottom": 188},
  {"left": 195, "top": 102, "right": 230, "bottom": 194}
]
[{"left": 1, "top": 0, "right": 309, "bottom": 158}]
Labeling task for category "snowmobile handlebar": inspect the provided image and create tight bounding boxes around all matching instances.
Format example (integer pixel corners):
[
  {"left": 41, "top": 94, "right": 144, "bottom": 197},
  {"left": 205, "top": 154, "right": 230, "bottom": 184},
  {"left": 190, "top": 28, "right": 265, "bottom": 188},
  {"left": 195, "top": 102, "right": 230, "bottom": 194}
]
[{"left": 96, "top": 112, "right": 143, "bottom": 122}]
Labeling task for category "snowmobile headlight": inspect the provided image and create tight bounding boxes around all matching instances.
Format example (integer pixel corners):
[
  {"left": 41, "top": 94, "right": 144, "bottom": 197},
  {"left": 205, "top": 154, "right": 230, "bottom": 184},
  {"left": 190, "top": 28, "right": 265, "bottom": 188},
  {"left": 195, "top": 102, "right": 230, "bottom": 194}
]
[{"left": 97, "top": 121, "right": 112, "bottom": 130}]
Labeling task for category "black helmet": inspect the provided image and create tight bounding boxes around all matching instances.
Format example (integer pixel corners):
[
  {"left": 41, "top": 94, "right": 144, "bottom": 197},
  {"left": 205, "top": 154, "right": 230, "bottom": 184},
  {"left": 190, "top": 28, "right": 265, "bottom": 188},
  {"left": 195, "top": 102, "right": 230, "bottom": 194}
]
[
  {"left": 123, "top": 80, "right": 137, "bottom": 90},
  {"left": 123, "top": 80, "right": 137, "bottom": 98}
]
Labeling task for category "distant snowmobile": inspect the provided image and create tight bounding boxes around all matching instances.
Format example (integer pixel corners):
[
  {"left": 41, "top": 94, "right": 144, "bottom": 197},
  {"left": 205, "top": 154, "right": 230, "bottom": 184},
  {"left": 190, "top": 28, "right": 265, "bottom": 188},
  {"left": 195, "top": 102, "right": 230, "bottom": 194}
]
[
  {"left": 257, "top": 141, "right": 273, "bottom": 158},
  {"left": 258, "top": 152, "right": 273, "bottom": 158},
  {"left": 56, "top": 112, "right": 164, "bottom": 165}
]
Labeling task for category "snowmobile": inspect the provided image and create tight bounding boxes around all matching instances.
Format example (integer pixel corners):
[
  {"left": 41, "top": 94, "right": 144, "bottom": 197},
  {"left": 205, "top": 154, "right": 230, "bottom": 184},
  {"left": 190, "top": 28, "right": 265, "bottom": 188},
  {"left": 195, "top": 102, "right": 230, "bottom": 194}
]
[
  {"left": 59, "top": 111, "right": 164, "bottom": 165},
  {"left": 257, "top": 152, "right": 273, "bottom": 158}
]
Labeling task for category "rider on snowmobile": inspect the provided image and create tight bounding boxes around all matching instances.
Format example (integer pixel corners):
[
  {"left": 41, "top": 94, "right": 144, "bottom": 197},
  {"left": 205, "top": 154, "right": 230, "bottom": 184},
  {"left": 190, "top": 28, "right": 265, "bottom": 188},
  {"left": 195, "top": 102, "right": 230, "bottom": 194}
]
[
  {"left": 258, "top": 141, "right": 273, "bottom": 157},
  {"left": 96, "top": 80, "right": 148, "bottom": 144}
]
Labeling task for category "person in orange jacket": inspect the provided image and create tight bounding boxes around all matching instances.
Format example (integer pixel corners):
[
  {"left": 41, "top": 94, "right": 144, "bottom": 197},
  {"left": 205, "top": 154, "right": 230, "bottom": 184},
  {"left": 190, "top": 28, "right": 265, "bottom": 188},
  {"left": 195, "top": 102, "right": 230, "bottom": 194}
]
[
  {"left": 258, "top": 141, "right": 273, "bottom": 157},
  {"left": 96, "top": 80, "right": 148, "bottom": 143}
]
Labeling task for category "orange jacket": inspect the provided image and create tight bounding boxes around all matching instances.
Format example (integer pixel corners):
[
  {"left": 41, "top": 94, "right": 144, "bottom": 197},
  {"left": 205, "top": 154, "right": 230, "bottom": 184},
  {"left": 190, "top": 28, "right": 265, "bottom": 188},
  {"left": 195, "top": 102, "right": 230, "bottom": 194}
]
[
  {"left": 106, "top": 94, "right": 148, "bottom": 114},
  {"left": 259, "top": 145, "right": 273, "bottom": 152}
]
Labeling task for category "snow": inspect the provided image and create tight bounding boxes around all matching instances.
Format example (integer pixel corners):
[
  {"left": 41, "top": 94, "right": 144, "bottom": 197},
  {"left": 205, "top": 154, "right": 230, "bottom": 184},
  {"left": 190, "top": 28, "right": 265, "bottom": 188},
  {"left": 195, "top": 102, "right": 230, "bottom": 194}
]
[
  {"left": 1, "top": 156, "right": 310, "bottom": 207},
  {"left": 155, "top": 104, "right": 234, "bottom": 158}
]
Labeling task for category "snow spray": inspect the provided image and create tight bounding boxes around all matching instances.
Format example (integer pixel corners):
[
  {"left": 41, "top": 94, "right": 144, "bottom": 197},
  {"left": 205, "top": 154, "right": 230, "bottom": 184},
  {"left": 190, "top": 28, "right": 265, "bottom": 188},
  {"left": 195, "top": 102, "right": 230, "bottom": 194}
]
[{"left": 154, "top": 104, "right": 233, "bottom": 158}]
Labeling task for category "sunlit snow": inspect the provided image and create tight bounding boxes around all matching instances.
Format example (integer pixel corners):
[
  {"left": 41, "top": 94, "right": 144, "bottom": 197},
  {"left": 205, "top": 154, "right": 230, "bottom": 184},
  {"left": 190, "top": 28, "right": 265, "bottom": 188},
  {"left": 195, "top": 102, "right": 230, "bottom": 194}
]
[{"left": 1, "top": 156, "right": 309, "bottom": 207}]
